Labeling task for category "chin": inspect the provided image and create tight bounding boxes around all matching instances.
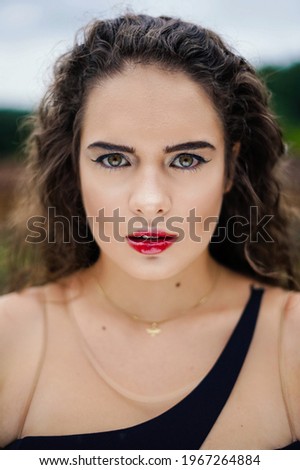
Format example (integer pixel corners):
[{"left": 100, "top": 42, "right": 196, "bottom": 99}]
[{"left": 120, "top": 255, "right": 198, "bottom": 282}]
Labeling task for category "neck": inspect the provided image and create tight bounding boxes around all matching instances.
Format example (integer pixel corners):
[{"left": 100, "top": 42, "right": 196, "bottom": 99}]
[{"left": 90, "top": 252, "right": 221, "bottom": 323}]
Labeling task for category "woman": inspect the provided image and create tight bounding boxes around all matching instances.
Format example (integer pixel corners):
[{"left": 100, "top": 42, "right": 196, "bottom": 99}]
[{"left": 1, "top": 13, "right": 300, "bottom": 450}]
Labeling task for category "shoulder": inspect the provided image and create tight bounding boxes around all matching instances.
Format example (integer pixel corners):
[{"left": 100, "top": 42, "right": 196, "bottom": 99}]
[
  {"left": 281, "top": 289, "right": 300, "bottom": 360},
  {"left": 0, "top": 276, "right": 74, "bottom": 357},
  {"left": 242, "top": 281, "right": 300, "bottom": 441},
  {"left": 0, "top": 286, "right": 49, "bottom": 400},
  {"left": 0, "top": 277, "right": 76, "bottom": 447},
  {"left": 0, "top": 287, "right": 45, "bottom": 360},
  {"left": 0, "top": 286, "right": 47, "bottom": 445},
  {"left": 283, "top": 289, "right": 300, "bottom": 315},
  {"left": 0, "top": 273, "right": 81, "bottom": 371},
  {"left": 277, "top": 288, "right": 300, "bottom": 441}
]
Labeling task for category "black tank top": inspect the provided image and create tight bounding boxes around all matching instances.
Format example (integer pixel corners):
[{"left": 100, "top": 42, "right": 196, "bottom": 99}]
[{"left": 4, "top": 286, "right": 300, "bottom": 450}]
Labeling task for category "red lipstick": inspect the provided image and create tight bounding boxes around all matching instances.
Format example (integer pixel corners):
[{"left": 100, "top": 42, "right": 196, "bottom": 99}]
[{"left": 126, "top": 230, "right": 177, "bottom": 255}]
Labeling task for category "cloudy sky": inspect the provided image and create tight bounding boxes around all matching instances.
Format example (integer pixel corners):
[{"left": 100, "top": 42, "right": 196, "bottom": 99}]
[{"left": 1, "top": 0, "right": 299, "bottom": 109}]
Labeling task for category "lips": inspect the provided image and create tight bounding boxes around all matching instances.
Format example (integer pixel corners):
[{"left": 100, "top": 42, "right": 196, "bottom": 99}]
[
  {"left": 126, "top": 231, "right": 178, "bottom": 254},
  {"left": 127, "top": 231, "right": 177, "bottom": 243}
]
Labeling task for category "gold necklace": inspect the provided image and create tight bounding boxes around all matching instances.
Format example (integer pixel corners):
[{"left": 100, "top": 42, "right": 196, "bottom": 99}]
[{"left": 93, "top": 266, "right": 220, "bottom": 337}]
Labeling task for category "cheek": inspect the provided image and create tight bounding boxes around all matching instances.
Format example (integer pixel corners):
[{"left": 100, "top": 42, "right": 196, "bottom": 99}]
[
  {"left": 80, "top": 167, "right": 128, "bottom": 243},
  {"left": 181, "top": 169, "right": 225, "bottom": 215},
  {"left": 177, "top": 172, "right": 225, "bottom": 243},
  {"left": 80, "top": 179, "right": 99, "bottom": 221},
  {"left": 80, "top": 164, "right": 117, "bottom": 215}
]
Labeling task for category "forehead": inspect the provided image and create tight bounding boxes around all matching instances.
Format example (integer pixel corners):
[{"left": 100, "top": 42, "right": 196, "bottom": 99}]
[{"left": 81, "top": 64, "right": 224, "bottom": 146}]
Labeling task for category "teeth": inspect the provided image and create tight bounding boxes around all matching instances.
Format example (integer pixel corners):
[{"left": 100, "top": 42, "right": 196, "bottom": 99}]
[
  {"left": 129, "top": 233, "right": 173, "bottom": 241},
  {"left": 134, "top": 235, "right": 164, "bottom": 240}
]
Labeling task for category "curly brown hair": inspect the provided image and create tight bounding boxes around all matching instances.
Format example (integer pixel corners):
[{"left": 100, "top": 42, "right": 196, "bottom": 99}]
[{"left": 6, "top": 12, "right": 300, "bottom": 292}]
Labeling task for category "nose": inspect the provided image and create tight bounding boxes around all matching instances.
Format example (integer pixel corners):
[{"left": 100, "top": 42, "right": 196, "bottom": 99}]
[{"left": 128, "top": 168, "right": 172, "bottom": 219}]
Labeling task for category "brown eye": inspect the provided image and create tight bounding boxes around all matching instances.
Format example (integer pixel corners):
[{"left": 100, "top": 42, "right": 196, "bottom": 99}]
[
  {"left": 177, "top": 154, "right": 194, "bottom": 167},
  {"left": 92, "top": 153, "right": 130, "bottom": 170},
  {"left": 106, "top": 154, "right": 123, "bottom": 167},
  {"left": 171, "top": 153, "right": 210, "bottom": 171}
]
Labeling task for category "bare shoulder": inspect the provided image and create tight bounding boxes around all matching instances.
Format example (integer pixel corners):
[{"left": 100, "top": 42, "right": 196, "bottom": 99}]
[
  {"left": 281, "top": 289, "right": 300, "bottom": 362},
  {"left": 0, "top": 285, "right": 45, "bottom": 318},
  {"left": 283, "top": 289, "right": 300, "bottom": 314},
  {"left": 257, "top": 281, "right": 300, "bottom": 333},
  {"left": 276, "top": 287, "right": 300, "bottom": 441},
  {"left": 0, "top": 287, "right": 46, "bottom": 374},
  {"left": 0, "top": 275, "right": 74, "bottom": 352},
  {"left": 0, "top": 273, "right": 80, "bottom": 369},
  {"left": 0, "top": 280, "right": 73, "bottom": 446},
  {"left": 0, "top": 286, "right": 46, "bottom": 446}
]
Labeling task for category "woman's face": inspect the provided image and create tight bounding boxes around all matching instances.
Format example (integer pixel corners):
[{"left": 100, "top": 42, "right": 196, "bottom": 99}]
[{"left": 79, "top": 64, "right": 229, "bottom": 280}]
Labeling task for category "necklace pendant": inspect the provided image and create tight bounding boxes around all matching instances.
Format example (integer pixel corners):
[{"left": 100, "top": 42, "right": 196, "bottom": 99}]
[{"left": 146, "top": 322, "right": 161, "bottom": 336}]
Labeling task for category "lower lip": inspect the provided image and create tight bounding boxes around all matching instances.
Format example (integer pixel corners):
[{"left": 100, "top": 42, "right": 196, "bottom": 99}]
[{"left": 126, "top": 237, "right": 177, "bottom": 254}]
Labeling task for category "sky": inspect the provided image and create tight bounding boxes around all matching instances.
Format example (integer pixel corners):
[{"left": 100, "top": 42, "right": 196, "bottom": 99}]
[{"left": 0, "top": 0, "right": 299, "bottom": 109}]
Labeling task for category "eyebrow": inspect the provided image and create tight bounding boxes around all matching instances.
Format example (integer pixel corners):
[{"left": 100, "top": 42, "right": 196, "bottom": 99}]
[{"left": 87, "top": 140, "right": 216, "bottom": 154}]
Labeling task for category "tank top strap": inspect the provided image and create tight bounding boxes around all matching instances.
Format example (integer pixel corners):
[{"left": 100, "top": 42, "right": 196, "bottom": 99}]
[
  {"left": 188, "top": 284, "right": 265, "bottom": 447},
  {"left": 142, "top": 284, "right": 265, "bottom": 449}
]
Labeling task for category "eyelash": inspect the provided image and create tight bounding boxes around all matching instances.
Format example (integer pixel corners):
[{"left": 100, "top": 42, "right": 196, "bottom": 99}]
[{"left": 91, "top": 153, "right": 211, "bottom": 173}]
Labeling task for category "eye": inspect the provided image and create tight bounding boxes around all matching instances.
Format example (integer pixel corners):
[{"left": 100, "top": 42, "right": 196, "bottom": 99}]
[
  {"left": 91, "top": 152, "right": 211, "bottom": 172},
  {"left": 171, "top": 153, "right": 211, "bottom": 172},
  {"left": 91, "top": 153, "right": 130, "bottom": 170}
]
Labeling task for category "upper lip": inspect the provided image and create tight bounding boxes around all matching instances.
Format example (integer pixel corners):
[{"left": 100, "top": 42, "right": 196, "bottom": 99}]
[{"left": 127, "top": 230, "right": 177, "bottom": 238}]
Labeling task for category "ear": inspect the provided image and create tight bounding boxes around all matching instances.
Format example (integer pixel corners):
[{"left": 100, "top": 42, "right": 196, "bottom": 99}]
[{"left": 224, "top": 142, "right": 240, "bottom": 194}]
